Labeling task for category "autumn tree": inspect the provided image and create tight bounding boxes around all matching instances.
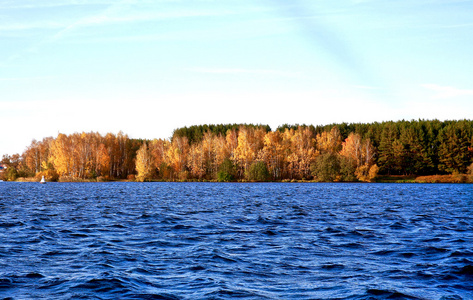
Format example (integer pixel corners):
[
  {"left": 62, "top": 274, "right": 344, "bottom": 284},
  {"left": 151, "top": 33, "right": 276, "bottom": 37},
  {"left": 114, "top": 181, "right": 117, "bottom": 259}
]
[
  {"left": 23, "top": 138, "right": 51, "bottom": 174},
  {"left": 166, "top": 136, "right": 189, "bottom": 180},
  {"left": 339, "top": 132, "right": 378, "bottom": 181},
  {"left": 94, "top": 142, "right": 110, "bottom": 178},
  {"left": 292, "top": 126, "right": 317, "bottom": 179},
  {"left": 340, "top": 133, "right": 363, "bottom": 167},
  {"left": 1, "top": 154, "right": 25, "bottom": 181},
  {"left": 355, "top": 164, "right": 379, "bottom": 182},
  {"left": 233, "top": 126, "right": 265, "bottom": 179},
  {"left": 201, "top": 131, "right": 217, "bottom": 178},
  {"left": 213, "top": 134, "right": 229, "bottom": 180},
  {"left": 136, "top": 142, "right": 155, "bottom": 181},
  {"left": 316, "top": 127, "right": 342, "bottom": 154},
  {"left": 49, "top": 133, "right": 73, "bottom": 176},
  {"left": 187, "top": 142, "right": 205, "bottom": 179},
  {"left": 312, "top": 127, "right": 343, "bottom": 181},
  {"left": 259, "top": 131, "right": 285, "bottom": 180},
  {"left": 149, "top": 139, "right": 170, "bottom": 179},
  {"left": 9, "top": 119, "right": 473, "bottom": 182},
  {"left": 225, "top": 129, "right": 239, "bottom": 167}
]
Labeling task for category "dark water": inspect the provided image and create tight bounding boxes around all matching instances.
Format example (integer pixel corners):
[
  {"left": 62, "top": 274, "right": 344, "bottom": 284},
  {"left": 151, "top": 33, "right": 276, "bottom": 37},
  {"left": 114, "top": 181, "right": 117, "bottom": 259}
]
[{"left": 0, "top": 182, "right": 472, "bottom": 299}]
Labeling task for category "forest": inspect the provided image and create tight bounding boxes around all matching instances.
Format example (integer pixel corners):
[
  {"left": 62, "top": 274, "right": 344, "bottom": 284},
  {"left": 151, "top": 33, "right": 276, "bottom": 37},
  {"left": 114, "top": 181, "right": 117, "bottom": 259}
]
[{"left": 1, "top": 120, "right": 473, "bottom": 182}]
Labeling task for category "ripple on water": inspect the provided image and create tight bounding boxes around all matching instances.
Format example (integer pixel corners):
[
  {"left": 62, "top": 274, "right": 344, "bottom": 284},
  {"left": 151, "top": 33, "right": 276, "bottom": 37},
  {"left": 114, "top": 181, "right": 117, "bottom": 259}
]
[{"left": 0, "top": 182, "right": 472, "bottom": 299}]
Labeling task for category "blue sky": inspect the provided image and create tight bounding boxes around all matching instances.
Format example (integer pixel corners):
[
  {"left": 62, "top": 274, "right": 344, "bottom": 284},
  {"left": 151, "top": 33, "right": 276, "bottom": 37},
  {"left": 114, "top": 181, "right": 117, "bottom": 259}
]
[{"left": 1, "top": 0, "right": 473, "bottom": 155}]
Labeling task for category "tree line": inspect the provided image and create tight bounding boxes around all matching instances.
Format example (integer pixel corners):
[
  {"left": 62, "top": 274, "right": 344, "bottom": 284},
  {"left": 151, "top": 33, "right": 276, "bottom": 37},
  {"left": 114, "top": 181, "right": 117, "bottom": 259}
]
[
  {"left": 1, "top": 132, "right": 141, "bottom": 181},
  {"left": 1, "top": 120, "right": 472, "bottom": 182}
]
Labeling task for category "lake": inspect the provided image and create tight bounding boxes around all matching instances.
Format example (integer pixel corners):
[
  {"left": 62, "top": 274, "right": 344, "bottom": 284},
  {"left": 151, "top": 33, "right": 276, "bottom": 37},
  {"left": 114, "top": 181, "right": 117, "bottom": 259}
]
[{"left": 0, "top": 182, "right": 472, "bottom": 299}]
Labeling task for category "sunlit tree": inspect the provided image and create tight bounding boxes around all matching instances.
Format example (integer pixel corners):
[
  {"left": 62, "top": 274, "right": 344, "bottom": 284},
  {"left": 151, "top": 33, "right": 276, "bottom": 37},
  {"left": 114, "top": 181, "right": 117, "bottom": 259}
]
[{"left": 136, "top": 142, "right": 155, "bottom": 181}]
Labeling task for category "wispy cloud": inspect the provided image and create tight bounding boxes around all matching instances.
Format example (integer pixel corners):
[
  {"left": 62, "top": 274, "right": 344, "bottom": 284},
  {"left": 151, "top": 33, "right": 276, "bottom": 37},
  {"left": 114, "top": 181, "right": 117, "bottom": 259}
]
[
  {"left": 1, "top": 1, "right": 273, "bottom": 64},
  {"left": 422, "top": 83, "right": 473, "bottom": 98}
]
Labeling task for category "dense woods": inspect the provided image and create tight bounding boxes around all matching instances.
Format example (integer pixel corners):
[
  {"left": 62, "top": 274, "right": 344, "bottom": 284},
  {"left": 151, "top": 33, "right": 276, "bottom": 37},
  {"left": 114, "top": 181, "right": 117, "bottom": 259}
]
[{"left": 2, "top": 120, "right": 473, "bottom": 182}]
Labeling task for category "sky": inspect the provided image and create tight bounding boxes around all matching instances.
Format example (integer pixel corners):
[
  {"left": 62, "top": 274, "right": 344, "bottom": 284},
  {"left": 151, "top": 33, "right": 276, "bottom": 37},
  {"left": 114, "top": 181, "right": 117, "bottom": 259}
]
[{"left": 1, "top": 0, "right": 473, "bottom": 155}]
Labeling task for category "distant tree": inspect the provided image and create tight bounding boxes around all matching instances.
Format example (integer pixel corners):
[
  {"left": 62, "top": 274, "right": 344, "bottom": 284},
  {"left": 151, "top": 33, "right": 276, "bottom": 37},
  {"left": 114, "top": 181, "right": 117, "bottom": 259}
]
[
  {"left": 312, "top": 153, "right": 340, "bottom": 182},
  {"left": 234, "top": 126, "right": 265, "bottom": 179},
  {"left": 4, "top": 167, "right": 19, "bottom": 181},
  {"left": 173, "top": 124, "right": 271, "bottom": 145},
  {"left": 377, "top": 122, "right": 400, "bottom": 174},
  {"left": 438, "top": 121, "right": 472, "bottom": 173},
  {"left": 339, "top": 156, "right": 357, "bottom": 182},
  {"left": 467, "top": 162, "right": 473, "bottom": 175},
  {"left": 166, "top": 136, "right": 189, "bottom": 180},
  {"left": 355, "top": 164, "right": 379, "bottom": 182},
  {"left": 10, "top": 119, "right": 473, "bottom": 182},
  {"left": 217, "top": 158, "right": 236, "bottom": 182},
  {"left": 95, "top": 143, "right": 110, "bottom": 177},
  {"left": 187, "top": 142, "right": 205, "bottom": 179},
  {"left": 316, "top": 127, "right": 342, "bottom": 154},
  {"left": 340, "top": 133, "right": 363, "bottom": 167},
  {"left": 0, "top": 153, "right": 26, "bottom": 181},
  {"left": 259, "top": 131, "right": 285, "bottom": 180},
  {"left": 49, "top": 133, "right": 73, "bottom": 177},
  {"left": 213, "top": 134, "right": 229, "bottom": 180},
  {"left": 135, "top": 142, "right": 155, "bottom": 182},
  {"left": 246, "top": 161, "right": 270, "bottom": 182}
]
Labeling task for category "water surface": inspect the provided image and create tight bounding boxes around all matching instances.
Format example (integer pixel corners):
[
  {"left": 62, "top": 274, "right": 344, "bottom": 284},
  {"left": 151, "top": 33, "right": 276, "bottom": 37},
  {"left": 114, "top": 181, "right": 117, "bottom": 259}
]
[{"left": 0, "top": 182, "right": 472, "bottom": 299}]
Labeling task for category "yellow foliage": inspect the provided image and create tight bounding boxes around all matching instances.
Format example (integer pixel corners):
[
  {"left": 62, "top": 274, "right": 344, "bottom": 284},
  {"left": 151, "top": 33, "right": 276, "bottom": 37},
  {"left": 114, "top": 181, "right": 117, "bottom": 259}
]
[
  {"left": 355, "top": 164, "right": 379, "bottom": 182},
  {"left": 136, "top": 142, "right": 154, "bottom": 182},
  {"left": 317, "top": 127, "right": 342, "bottom": 154}
]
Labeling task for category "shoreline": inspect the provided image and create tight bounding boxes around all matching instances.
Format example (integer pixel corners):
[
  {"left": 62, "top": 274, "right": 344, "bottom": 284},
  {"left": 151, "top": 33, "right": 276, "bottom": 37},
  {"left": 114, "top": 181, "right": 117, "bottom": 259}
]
[{"left": 12, "top": 174, "right": 473, "bottom": 184}]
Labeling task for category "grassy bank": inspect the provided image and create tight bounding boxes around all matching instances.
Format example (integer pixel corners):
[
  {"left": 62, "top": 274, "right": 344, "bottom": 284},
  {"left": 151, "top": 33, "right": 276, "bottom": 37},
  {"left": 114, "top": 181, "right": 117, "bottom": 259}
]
[
  {"left": 415, "top": 174, "right": 473, "bottom": 183},
  {"left": 376, "top": 174, "right": 473, "bottom": 183}
]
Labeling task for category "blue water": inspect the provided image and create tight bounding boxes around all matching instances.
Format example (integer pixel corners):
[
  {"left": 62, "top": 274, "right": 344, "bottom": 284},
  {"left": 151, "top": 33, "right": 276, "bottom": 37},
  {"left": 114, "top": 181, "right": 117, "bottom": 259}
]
[{"left": 0, "top": 182, "right": 472, "bottom": 299}]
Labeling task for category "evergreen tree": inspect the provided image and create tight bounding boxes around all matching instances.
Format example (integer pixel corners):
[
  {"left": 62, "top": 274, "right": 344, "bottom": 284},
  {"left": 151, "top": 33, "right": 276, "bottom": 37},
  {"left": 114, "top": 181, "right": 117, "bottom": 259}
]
[{"left": 438, "top": 121, "right": 472, "bottom": 173}]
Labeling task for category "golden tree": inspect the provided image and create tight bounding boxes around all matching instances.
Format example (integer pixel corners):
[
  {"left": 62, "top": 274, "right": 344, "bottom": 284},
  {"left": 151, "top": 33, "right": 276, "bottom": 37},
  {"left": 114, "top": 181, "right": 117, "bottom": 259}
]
[
  {"left": 166, "top": 136, "right": 189, "bottom": 180},
  {"left": 234, "top": 126, "right": 265, "bottom": 179},
  {"left": 316, "top": 127, "right": 342, "bottom": 154},
  {"left": 340, "top": 133, "right": 363, "bottom": 166},
  {"left": 49, "top": 133, "right": 73, "bottom": 176},
  {"left": 259, "top": 131, "right": 284, "bottom": 180},
  {"left": 187, "top": 143, "right": 205, "bottom": 179},
  {"left": 339, "top": 132, "right": 378, "bottom": 182},
  {"left": 95, "top": 143, "right": 110, "bottom": 177},
  {"left": 136, "top": 142, "right": 155, "bottom": 181}
]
